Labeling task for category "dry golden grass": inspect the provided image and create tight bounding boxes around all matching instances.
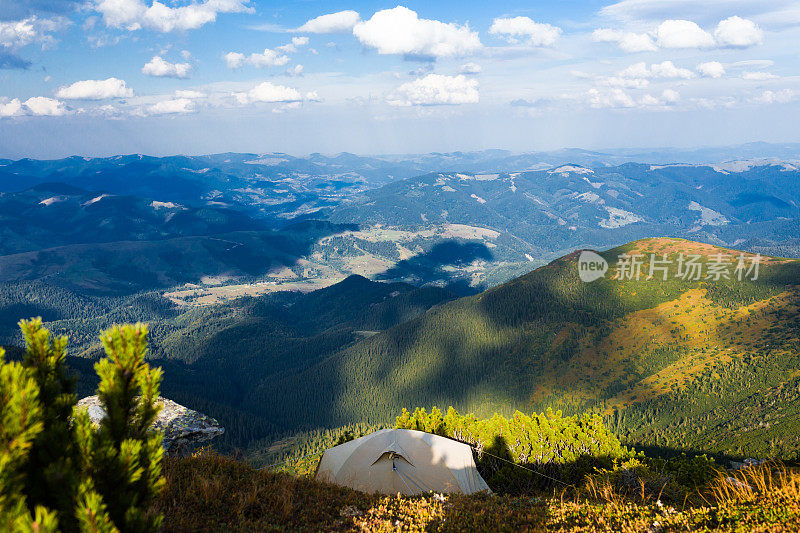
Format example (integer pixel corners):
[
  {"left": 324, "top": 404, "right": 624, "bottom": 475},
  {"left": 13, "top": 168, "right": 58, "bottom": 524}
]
[{"left": 154, "top": 453, "right": 800, "bottom": 532}]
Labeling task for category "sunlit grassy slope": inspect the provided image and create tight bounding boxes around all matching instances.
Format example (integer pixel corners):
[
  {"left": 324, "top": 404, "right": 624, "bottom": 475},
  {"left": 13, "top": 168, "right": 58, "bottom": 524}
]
[{"left": 252, "top": 238, "right": 800, "bottom": 460}]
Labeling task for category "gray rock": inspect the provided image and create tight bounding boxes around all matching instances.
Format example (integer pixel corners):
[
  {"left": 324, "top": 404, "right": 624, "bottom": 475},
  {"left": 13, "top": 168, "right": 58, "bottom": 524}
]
[{"left": 76, "top": 395, "right": 225, "bottom": 456}]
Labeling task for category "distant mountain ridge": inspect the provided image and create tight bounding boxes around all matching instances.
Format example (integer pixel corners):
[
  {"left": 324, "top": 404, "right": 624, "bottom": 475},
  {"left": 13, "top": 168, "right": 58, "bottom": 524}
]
[
  {"left": 329, "top": 161, "right": 800, "bottom": 263},
  {"left": 0, "top": 183, "right": 267, "bottom": 254}
]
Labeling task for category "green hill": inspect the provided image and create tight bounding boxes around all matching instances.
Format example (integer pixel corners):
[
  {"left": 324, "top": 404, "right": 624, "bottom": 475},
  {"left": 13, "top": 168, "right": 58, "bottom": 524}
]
[{"left": 248, "top": 238, "right": 800, "bottom": 460}]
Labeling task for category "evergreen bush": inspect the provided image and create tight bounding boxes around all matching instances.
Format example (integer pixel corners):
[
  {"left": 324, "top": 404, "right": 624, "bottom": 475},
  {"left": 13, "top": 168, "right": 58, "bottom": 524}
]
[{"left": 0, "top": 319, "right": 165, "bottom": 532}]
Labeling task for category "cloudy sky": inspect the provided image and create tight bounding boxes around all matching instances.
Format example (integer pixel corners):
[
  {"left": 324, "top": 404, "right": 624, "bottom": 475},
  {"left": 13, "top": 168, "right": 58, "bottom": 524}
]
[{"left": 0, "top": 0, "right": 798, "bottom": 158}]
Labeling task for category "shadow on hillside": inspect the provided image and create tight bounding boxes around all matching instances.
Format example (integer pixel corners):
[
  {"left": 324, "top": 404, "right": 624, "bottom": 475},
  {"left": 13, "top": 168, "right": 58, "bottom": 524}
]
[
  {"left": 375, "top": 240, "right": 493, "bottom": 296},
  {"left": 0, "top": 220, "right": 359, "bottom": 297},
  {"left": 247, "top": 246, "right": 800, "bottom": 462}
]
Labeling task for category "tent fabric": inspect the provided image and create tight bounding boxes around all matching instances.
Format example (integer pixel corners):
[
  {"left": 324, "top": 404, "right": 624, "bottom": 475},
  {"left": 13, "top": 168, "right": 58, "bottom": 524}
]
[{"left": 315, "top": 428, "right": 491, "bottom": 495}]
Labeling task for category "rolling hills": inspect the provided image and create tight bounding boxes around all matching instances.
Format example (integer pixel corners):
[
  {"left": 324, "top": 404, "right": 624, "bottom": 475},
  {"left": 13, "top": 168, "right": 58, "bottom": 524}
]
[
  {"left": 3, "top": 236, "right": 799, "bottom": 460},
  {"left": 244, "top": 238, "right": 800, "bottom": 460}
]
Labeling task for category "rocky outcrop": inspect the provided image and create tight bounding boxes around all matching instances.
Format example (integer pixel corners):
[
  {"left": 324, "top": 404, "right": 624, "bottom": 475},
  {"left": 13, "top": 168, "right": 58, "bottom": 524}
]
[{"left": 76, "top": 395, "right": 225, "bottom": 456}]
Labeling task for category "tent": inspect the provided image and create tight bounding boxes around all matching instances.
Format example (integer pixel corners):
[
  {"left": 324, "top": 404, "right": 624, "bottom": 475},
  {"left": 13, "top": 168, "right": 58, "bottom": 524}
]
[{"left": 314, "top": 428, "right": 491, "bottom": 495}]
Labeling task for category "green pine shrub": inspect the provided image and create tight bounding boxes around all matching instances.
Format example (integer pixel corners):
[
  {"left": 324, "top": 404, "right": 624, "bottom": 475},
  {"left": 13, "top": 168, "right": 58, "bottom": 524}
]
[
  {"left": 396, "top": 406, "right": 637, "bottom": 494},
  {"left": 0, "top": 319, "right": 166, "bottom": 532}
]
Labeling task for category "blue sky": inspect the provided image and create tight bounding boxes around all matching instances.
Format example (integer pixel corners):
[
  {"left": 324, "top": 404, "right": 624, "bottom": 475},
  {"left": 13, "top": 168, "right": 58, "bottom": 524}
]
[{"left": 0, "top": 0, "right": 798, "bottom": 158}]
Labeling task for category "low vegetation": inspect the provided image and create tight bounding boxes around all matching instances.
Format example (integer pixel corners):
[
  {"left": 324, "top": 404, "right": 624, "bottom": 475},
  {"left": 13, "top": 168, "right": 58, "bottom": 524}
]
[{"left": 157, "top": 451, "right": 800, "bottom": 532}]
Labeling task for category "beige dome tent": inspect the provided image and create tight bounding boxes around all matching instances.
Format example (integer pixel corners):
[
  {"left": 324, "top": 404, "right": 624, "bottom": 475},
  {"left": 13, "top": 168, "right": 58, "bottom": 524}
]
[{"left": 314, "top": 428, "right": 491, "bottom": 495}]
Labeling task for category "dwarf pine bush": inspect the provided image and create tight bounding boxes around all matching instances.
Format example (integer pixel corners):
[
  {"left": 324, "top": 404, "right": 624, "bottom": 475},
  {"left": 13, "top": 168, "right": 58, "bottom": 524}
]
[{"left": 0, "top": 319, "right": 165, "bottom": 532}]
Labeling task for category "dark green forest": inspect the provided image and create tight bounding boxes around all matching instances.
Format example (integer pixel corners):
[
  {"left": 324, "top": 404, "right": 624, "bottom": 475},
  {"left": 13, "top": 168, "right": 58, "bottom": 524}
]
[{"left": 2, "top": 238, "right": 800, "bottom": 465}]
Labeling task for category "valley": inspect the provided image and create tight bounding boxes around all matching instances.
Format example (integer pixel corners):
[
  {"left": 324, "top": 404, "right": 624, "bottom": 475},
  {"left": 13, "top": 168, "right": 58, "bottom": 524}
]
[{"left": 2, "top": 149, "right": 800, "bottom": 464}]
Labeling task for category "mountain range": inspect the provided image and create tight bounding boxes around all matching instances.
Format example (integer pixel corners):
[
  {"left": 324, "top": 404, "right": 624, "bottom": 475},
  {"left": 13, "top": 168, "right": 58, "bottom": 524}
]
[{"left": 1, "top": 146, "right": 800, "bottom": 462}]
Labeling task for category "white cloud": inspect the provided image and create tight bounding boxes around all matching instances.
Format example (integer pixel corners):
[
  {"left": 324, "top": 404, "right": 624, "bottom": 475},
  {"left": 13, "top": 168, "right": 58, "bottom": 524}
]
[
  {"left": 601, "top": 76, "right": 649, "bottom": 88},
  {"left": 296, "top": 10, "right": 360, "bottom": 33},
  {"left": 233, "top": 81, "right": 305, "bottom": 104},
  {"left": 661, "top": 88, "right": 680, "bottom": 103},
  {"left": 147, "top": 98, "right": 195, "bottom": 115},
  {"left": 649, "top": 60, "right": 695, "bottom": 78},
  {"left": 714, "top": 16, "right": 763, "bottom": 48},
  {"left": 696, "top": 61, "right": 725, "bottom": 78},
  {"left": 0, "top": 95, "right": 69, "bottom": 117},
  {"left": 592, "top": 28, "right": 657, "bottom": 52},
  {"left": 142, "top": 55, "right": 191, "bottom": 78},
  {"left": 55, "top": 78, "right": 133, "bottom": 99},
  {"left": 353, "top": 6, "right": 481, "bottom": 58},
  {"left": 741, "top": 71, "right": 778, "bottom": 80},
  {"left": 754, "top": 89, "right": 796, "bottom": 104},
  {"left": 459, "top": 62, "right": 482, "bottom": 75},
  {"left": 619, "top": 61, "right": 695, "bottom": 79},
  {"left": 387, "top": 74, "right": 479, "bottom": 107},
  {"left": 174, "top": 89, "right": 206, "bottom": 98},
  {"left": 489, "top": 16, "right": 561, "bottom": 47},
  {"left": 588, "top": 87, "right": 680, "bottom": 109},
  {"left": 224, "top": 48, "right": 289, "bottom": 68},
  {"left": 656, "top": 19, "right": 714, "bottom": 48},
  {"left": 23, "top": 96, "right": 67, "bottom": 115},
  {"left": 285, "top": 64, "right": 304, "bottom": 76},
  {"left": 0, "top": 98, "right": 24, "bottom": 117},
  {"left": 95, "top": 0, "right": 252, "bottom": 33},
  {"left": 588, "top": 88, "right": 636, "bottom": 108},
  {"left": 0, "top": 16, "right": 64, "bottom": 49},
  {"left": 277, "top": 36, "right": 309, "bottom": 53}
]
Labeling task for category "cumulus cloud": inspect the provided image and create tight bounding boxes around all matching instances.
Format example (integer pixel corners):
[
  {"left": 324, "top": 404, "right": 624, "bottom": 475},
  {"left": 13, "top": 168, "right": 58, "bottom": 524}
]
[
  {"left": 754, "top": 89, "right": 796, "bottom": 104},
  {"left": 55, "top": 78, "right": 133, "bottom": 99},
  {"left": 0, "top": 95, "right": 68, "bottom": 117},
  {"left": 276, "top": 36, "right": 309, "bottom": 53},
  {"left": 588, "top": 88, "right": 636, "bottom": 108},
  {"left": 661, "top": 88, "right": 680, "bottom": 103},
  {"left": 459, "top": 62, "right": 482, "bottom": 75},
  {"left": 696, "top": 61, "right": 725, "bottom": 78},
  {"left": 0, "top": 97, "right": 24, "bottom": 117},
  {"left": 0, "top": 16, "right": 64, "bottom": 49},
  {"left": 656, "top": 19, "right": 715, "bottom": 48},
  {"left": 224, "top": 48, "right": 289, "bottom": 68},
  {"left": 588, "top": 87, "right": 680, "bottom": 109},
  {"left": 23, "top": 96, "right": 66, "bottom": 115},
  {"left": 94, "top": 0, "right": 252, "bottom": 33},
  {"left": 353, "top": 6, "right": 481, "bottom": 58},
  {"left": 619, "top": 61, "right": 695, "bottom": 79},
  {"left": 489, "top": 16, "right": 561, "bottom": 47},
  {"left": 285, "top": 64, "right": 304, "bottom": 76},
  {"left": 387, "top": 74, "right": 479, "bottom": 106},
  {"left": 296, "top": 10, "right": 360, "bottom": 33},
  {"left": 233, "top": 81, "right": 307, "bottom": 104},
  {"left": 596, "top": 16, "right": 763, "bottom": 53},
  {"left": 592, "top": 28, "right": 657, "bottom": 52},
  {"left": 142, "top": 55, "right": 191, "bottom": 78},
  {"left": 147, "top": 98, "right": 195, "bottom": 115},
  {"left": 714, "top": 16, "right": 763, "bottom": 48}
]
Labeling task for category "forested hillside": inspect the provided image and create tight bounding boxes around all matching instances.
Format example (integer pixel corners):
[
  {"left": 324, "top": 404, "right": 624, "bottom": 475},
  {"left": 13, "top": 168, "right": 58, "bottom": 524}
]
[
  {"left": 2, "top": 274, "right": 457, "bottom": 448},
  {"left": 3, "top": 236, "right": 799, "bottom": 461},
  {"left": 247, "top": 238, "right": 800, "bottom": 460}
]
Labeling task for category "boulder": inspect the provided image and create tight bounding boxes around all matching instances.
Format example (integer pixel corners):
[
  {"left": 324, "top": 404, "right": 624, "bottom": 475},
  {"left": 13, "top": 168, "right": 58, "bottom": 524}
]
[{"left": 76, "top": 395, "right": 225, "bottom": 456}]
